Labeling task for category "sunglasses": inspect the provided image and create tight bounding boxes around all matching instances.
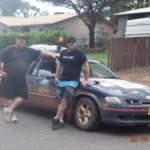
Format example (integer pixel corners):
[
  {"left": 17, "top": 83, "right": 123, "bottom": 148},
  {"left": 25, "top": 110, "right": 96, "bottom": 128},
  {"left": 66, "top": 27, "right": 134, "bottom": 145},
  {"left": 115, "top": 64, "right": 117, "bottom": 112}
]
[{"left": 67, "top": 42, "right": 76, "bottom": 44}]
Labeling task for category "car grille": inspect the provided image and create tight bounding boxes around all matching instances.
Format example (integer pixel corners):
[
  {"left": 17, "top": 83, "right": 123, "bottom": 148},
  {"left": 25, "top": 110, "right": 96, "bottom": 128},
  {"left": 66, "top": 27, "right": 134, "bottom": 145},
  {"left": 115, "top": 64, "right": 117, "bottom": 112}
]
[
  {"left": 141, "top": 101, "right": 150, "bottom": 105},
  {"left": 125, "top": 99, "right": 150, "bottom": 105}
]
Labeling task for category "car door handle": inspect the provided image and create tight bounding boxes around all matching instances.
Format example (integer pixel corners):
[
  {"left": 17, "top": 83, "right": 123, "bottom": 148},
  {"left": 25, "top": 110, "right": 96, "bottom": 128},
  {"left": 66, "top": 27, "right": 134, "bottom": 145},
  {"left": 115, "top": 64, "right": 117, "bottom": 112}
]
[{"left": 35, "top": 78, "right": 43, "bottom": 81}]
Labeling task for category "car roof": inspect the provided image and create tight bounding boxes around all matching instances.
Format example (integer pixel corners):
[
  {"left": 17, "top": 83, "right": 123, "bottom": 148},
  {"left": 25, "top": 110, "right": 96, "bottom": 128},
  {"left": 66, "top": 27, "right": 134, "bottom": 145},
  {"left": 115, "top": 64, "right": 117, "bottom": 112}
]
[{"left": 30, "top": 44, "right": 66, "bottom": 52}]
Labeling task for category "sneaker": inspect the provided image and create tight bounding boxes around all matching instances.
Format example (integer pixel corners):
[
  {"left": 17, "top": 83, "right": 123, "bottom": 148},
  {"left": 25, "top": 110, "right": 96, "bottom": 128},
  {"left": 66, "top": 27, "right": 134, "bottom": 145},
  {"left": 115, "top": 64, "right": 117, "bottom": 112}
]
[
  {"left": 11, "top": 113, "right": 18, "bottom": 123},
  {"left": 52, "top": 119, "right": 59, "bottom": 130},
  {"left": 3, "top": 107, "right": 13, "bottom": 122},
  {"left": 52, "top": 119, "right": 65, "bottom": 130}
]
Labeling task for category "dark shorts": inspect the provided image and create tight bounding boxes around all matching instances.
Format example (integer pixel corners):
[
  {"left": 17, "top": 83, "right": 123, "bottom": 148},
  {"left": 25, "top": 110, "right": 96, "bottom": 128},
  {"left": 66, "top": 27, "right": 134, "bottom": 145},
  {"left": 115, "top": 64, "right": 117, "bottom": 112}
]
[
  {"left": 0, "top": 77, "right": 28, "bottom": 100},
  {"left": 56, "top": 86, "right": 75, "bottom": 102}
]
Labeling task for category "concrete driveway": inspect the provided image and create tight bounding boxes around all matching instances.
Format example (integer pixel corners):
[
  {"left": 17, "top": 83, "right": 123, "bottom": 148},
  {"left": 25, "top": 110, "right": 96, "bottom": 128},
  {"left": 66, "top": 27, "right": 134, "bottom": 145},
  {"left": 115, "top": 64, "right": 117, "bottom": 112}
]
[{"left": 0, "top": 105, "right": 150, "bottom": 150}]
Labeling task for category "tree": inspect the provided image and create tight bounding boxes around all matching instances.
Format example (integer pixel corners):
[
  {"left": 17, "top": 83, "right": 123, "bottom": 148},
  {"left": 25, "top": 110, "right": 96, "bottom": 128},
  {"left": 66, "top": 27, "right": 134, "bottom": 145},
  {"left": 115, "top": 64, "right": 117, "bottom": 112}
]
[
  {"left": 16, "top": 5, "right": 41, "bottom": 17},
  {"left": 0, "top": 0, "right": 40, "bottom": 17},
  {"left": 130, "top": 0, "right": 150, "bottom": 9},
  {"left": 38, "top": 0, "right": 134, "bottom": 48}
]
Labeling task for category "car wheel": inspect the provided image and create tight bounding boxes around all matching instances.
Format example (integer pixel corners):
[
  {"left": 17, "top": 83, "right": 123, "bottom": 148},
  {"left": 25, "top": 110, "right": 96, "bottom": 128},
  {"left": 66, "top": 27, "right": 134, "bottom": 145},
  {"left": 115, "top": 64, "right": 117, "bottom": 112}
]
[{"left": 74, "top": 97, "right": 100, "bottom": 131}]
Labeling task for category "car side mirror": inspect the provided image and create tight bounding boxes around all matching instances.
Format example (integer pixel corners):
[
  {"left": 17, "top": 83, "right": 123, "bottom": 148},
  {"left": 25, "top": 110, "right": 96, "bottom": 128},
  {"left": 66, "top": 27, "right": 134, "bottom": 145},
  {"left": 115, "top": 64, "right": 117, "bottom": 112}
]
[{"left": 38, "top": 70, "right": 55, "bottom": 79}]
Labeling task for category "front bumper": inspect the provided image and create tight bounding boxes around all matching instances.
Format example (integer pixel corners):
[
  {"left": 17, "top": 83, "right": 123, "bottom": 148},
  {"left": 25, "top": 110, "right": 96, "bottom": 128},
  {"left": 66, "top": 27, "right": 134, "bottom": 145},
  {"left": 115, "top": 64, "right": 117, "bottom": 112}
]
[{"left": 101, "top": 105, "right": 150, "bottom": 126}]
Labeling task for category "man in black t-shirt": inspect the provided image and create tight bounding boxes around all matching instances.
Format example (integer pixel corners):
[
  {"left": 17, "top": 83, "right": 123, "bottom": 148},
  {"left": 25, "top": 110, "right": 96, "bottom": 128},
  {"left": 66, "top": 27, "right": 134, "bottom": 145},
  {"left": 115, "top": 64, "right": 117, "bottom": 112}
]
[
  {"left": 0, "top": 34, "right": 58, "bottom": 122},
  {"left": 52, "top": 36, "right": 89, "bottom": 130}
]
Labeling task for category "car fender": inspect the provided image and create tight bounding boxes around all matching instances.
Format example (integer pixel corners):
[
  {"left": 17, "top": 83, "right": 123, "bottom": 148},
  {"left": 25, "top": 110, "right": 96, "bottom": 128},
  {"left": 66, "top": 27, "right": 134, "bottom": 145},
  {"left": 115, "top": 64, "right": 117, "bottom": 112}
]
[{"left": 67, "top": 92, "right": 102, "bottom": 121}]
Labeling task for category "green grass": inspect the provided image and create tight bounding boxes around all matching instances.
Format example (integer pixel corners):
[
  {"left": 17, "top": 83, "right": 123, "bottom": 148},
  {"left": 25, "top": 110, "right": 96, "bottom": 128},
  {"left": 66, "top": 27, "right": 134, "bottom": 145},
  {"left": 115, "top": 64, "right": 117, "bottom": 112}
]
[{"left": 86, "top": 52, "right": 109, "bottom": 64}]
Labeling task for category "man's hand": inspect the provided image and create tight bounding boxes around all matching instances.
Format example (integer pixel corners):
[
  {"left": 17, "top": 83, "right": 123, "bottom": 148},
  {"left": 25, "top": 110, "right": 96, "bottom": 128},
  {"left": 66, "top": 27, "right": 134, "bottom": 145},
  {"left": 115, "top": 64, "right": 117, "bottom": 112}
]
[
  {"left": 55, "top": 76, "right": 59, "bottom": 86},
  {"left": 0, "top": 71, "right": 7, "bottom": 78},
  {"left": 81, "top": 79, "right": 88, "bottom": 87},
  {"left": 55, "top": 76, "right": 59, "bottom": 82},
  {"left": 51, "top": 53, "right": 60, "bottom": 58}
]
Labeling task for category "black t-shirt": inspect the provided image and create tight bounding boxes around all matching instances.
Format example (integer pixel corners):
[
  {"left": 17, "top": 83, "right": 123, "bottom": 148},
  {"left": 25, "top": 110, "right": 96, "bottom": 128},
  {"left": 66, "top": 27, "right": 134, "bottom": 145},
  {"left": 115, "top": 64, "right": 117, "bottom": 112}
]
[
  {"left": 0, "top": 45, "right": 41, "bottom": 79},
  {"left": 59, "top": 49, "right": 87, "bottom": 81}
]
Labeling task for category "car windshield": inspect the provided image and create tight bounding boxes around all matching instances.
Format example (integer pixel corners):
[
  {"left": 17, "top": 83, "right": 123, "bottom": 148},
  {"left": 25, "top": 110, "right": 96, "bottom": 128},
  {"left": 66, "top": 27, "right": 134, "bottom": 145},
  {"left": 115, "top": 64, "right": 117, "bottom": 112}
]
[{"left": 82, "top": 61, "right": 118, "bottom": 79}]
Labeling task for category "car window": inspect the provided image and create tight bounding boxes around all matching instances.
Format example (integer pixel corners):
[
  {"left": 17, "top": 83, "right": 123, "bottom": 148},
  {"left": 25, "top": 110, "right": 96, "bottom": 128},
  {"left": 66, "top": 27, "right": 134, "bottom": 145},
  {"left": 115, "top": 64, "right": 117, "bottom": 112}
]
[
  {"left": 88, "top": 62, "right": 117, "bottom": 78},
  {"left": 40, "top": 58, "right": 56, "bottom": 72},
  {"left": 28, "top": 60, "right": 39, "bottom": 76},
  {"left": 29, "top": 57, "right": 56, "bottom": 78}
]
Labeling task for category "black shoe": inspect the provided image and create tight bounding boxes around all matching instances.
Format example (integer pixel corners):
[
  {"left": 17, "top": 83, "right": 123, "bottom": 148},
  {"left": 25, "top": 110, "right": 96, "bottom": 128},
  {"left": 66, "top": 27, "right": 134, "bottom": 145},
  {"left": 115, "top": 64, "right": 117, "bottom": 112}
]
[{"left": 52, "top": 119, "right": 65, "bottom": 130}]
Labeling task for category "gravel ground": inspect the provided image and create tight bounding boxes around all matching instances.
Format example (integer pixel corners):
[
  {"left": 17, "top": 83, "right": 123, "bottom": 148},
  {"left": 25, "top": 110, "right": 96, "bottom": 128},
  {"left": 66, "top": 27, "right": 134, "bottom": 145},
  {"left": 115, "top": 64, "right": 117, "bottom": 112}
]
[{"left": 116, "top": 65, "right": 150, "bottom": 86}]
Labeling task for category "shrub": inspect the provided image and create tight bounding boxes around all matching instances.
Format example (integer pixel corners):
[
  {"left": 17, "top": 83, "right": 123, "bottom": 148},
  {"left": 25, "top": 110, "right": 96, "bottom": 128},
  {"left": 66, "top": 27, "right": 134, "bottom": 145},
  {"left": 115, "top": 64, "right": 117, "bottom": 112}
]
[
  {"left": 0, "top": 30, "right": 67, "bottom": 50},
  {"left": 0, "top": 32, "right": 18, "bottom": 50}
]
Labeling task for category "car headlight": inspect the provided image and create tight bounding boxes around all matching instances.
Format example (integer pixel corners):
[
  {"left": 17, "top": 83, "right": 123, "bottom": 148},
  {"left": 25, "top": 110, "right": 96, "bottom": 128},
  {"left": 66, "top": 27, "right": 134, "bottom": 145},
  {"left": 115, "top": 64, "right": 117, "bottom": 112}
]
[
  {"left": 105, "top": 97, "right": 121, "bottom": 105},
  {"left": 146, "top": 96, "right": 150, "bottom": 100}
]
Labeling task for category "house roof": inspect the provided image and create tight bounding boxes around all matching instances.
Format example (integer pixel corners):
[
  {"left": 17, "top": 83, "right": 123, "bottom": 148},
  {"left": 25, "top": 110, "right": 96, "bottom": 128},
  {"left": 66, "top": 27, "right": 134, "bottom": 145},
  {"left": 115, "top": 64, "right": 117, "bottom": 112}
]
[
  {"left": 114, "top": 7, "right": 150, "bottom": 16},
  {"left": 0, "top": 13, "right": 78, "bottom": 27}
]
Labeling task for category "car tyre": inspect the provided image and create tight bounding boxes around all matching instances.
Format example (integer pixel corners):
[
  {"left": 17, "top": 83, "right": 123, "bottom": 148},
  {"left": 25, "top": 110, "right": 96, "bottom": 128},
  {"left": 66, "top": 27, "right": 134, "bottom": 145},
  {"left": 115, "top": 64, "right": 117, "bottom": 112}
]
[{"left": 74, "top": 97, "right": 100, "bottom": 131}]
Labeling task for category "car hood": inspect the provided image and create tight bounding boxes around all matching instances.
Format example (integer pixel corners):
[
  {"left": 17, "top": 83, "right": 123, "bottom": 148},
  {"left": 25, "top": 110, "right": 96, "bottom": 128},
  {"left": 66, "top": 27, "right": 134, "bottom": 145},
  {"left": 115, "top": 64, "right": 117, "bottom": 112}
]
[{"left": 88, "top": 78, "right": 150, "bottom": 98}]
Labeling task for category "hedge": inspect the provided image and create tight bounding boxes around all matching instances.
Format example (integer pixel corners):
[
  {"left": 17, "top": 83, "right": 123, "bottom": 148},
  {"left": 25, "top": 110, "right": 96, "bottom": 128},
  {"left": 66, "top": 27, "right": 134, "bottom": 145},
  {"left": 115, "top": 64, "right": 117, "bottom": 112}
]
[{"left": 0, "top": 30, "right": 67, "bottom": 50}]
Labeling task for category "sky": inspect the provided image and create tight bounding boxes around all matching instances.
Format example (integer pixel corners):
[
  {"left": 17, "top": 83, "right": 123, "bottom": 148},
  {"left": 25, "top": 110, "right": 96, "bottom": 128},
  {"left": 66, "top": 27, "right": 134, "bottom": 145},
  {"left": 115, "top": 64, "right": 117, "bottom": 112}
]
[{"left": 23, "top": 0, "right": 75, "bottom": 15}]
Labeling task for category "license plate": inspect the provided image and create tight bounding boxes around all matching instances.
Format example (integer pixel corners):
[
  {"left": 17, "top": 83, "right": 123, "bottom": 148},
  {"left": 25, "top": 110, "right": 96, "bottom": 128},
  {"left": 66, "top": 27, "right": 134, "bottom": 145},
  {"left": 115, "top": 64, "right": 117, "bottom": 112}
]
[{"left": 148, "top": 108, "right": 150, "bottom": 115}]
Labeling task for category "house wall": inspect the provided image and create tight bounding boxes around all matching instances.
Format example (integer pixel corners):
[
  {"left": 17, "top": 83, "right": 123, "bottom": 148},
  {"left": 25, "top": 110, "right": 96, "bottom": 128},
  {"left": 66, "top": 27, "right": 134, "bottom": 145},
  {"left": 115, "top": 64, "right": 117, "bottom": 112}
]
[
  {"left": 50, "top": 16, "right": 89, "bottom": 44},
  {"left": 29, "top": 24, "right": 49, "bottom": 32},
  {"left": 114, "top": 16, "right": 128, "bottom": 38},
  {"left": 0, "top": 23, "right": 10, "bottom": 32},
  {"left": 95, "top": 23, "right": 114, "bottom": 38}
]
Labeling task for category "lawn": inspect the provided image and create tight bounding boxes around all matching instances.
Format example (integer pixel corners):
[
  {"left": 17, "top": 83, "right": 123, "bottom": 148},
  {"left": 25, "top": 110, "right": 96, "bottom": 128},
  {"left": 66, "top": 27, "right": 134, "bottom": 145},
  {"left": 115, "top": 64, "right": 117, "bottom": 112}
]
[{"left": 86, "top": 52, "right": 109, "bottom": 64}]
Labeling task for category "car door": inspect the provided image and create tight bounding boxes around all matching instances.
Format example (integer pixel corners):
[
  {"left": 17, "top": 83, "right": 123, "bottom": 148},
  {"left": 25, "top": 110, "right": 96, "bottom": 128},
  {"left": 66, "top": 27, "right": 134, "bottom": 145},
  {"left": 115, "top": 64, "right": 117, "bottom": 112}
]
[{"left": 26, "top": 57, "right": 58, "bottom": 110}]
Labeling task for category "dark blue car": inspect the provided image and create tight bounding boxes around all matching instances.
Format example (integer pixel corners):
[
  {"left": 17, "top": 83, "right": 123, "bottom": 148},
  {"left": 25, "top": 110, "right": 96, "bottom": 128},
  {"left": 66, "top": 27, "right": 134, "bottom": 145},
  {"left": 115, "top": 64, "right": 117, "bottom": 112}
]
[{"left": 25, "top": 49, "right": 150, "bottom": 131}]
